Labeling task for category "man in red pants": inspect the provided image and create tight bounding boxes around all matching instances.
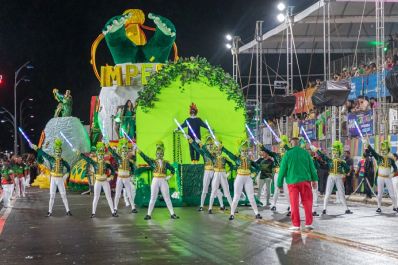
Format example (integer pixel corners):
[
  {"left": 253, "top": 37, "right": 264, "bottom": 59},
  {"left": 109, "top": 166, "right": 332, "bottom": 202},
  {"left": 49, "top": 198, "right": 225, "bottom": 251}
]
[{"left": 277, "top": 138, "right": 318, "bottom": 231}]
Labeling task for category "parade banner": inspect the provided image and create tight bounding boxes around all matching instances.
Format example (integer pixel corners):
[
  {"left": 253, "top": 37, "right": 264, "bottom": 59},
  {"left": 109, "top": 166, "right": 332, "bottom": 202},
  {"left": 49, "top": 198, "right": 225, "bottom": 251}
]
[
  {"left": 347, "top": 110, "right": 373, "bottom": 137},
  {"left": 298, "top": 119, "right": 316, "bottom": 140},
  {"left": 348, "top": 72, "right": 391, "bottom": 100}
]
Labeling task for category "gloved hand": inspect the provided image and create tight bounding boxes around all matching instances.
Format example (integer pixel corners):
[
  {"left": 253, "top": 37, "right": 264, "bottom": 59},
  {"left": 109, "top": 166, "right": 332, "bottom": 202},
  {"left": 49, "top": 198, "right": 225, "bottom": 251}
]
[
  {"left": 30, "top": 144, "right": 38, "bottom": 151},
  {"left": 195, "top": 138, "right": 201, "bottom": 144}
]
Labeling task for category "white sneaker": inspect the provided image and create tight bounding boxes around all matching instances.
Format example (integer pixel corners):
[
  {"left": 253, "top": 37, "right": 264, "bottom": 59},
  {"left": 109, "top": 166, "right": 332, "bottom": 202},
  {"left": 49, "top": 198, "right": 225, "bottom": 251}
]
[
  {"left": 305, "top": 225, "right": 314, "bottom": 230},
  {"left": 288, "top": 226, "right": 300, "bottom": 231}
]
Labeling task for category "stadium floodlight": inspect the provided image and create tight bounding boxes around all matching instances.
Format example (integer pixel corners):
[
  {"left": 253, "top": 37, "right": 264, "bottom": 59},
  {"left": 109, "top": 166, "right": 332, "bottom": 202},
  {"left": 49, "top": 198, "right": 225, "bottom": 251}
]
[
  {"left": 277, "top": 13, "right": 285, "bottom": 22},
  {"left": 277, "top": 2, "right": 286, "bottom": 11},
  {"left": 225, "top": 43, "right": 232, "bottom": 49},
  {"left": 225, "top": 34, "right": 232, "bottom": 41}
]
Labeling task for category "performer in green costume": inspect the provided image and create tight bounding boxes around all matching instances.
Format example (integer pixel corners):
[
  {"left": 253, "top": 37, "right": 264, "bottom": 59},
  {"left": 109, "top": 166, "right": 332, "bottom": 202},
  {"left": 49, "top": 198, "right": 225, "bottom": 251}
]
[
  {"left": 31, "top": 139, "right": 72, "bottom": 217},
  {"left": 77, "top": 142, "right": 117, "bottom": 218},
  {"left": 137, "top": 141, "right": 179, "bottom": 220},
  {"left": 117, "top": 100, "right": 136, "bottom": 140},
  {"left": 1, "top": 159, "right": 14, "bottom": 208}
]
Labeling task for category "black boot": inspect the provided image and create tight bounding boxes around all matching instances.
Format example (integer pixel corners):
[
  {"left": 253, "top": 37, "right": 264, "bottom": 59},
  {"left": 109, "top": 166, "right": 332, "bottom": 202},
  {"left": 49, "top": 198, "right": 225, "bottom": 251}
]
[
  {"left": 208, "top": 209, "right": 213, "bottom": 214},
  {"left": 46, "top": 212, "right": 52, "bottom": 217},
  {"left": 312, "top": 211, "right": 319, "bottom": 216},
  {"left": 132, "top": 208, "right": 138, "bottom": 214},
  {"left": 66, "top": 211, "right": 72, "bottom": 216},
  {"left": 393, "top": 208, "right": 398, "bottom": 212},
  {"left": 345, "top": 209, "right": 353, "bottom": 214},
  {"left": 376, "top": 208, "right": 382, "bottom": 213},
  {"left": 198, "top": 207, "right": 203, "bottom": 212},
  {"left": 220, "top": 206, "right": 227, "bottom": 211},
  {"left": 171, "top": 214, "right": 180, "bottom": 219},
  {"left": 90, "top": 214, "right": 95, "bottom": 218},
  {"left": 271, "top": 206, "right": 276, "bottom": 211},
  {"left": 112, "top": 212, "right": 119, "bottom": 217},
  {"left": 286, "top": 211, "right": 291, "bottom": 217},
  {"left": 229, "top": 215, "right": 234, "bottom": 220},
  {"left": 322, "top": 209, "right": 326, "bottom": 215},
  {"left": 144, "top": 215, "right": 152, "bottom": 220},
  {"left": 255, "top": 214, "right": 262, "bottom": 219}
]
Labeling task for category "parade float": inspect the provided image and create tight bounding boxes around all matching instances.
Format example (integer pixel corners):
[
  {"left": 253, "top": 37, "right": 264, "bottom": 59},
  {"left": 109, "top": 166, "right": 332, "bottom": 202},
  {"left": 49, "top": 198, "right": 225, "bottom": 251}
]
[{"left": 34, "top": 8, "right": 251, "bottom": 207}]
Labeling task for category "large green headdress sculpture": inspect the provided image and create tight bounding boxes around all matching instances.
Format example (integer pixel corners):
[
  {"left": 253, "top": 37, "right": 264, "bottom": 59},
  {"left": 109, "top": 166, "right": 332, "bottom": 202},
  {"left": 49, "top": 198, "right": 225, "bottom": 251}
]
[{"left": 332, "top": 140, "right": 344, "bottom": 156}]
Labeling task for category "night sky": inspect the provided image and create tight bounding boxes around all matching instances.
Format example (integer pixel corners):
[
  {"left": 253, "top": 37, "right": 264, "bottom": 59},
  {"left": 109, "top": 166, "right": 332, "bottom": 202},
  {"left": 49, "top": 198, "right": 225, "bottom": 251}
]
[{"left": 0, "top": 0, "right": 316, "bottom": 151}]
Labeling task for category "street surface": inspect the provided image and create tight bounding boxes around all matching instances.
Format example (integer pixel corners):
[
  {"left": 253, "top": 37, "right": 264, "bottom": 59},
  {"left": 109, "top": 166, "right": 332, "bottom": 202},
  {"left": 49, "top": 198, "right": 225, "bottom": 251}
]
[{"left": 0, "top": 188, "right": 397, "bottom": 265}]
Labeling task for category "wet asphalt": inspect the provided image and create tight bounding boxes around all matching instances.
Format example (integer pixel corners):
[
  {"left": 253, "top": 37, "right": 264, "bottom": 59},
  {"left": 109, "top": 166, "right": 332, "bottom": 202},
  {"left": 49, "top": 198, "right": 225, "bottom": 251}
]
[{"left": 0, "top": 187, "right": 397, "bottom": 265}]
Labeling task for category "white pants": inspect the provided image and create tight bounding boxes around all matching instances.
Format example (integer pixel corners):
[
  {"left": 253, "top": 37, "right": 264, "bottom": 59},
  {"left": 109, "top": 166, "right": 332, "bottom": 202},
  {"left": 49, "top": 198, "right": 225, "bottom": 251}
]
[
  {"left": 258, "top": 178, "right": 272, "bottom": 205},
  {"left": 272, "top": 173, "right": 290, "bottom": 209},
  {"left": 114, "top": 177, "right": 135, "bottom": 210},
  {"left": 2, "top": 184, "right": 14, "bottom": 207},
  {"left": 25, "top": 175, "right": 31, "bottom": 187},
  {"left": 377, "top": 177, "right": 397, "bottom": 208},
  {"left": 123, "top": 179, "right": 136, "bottom": 207},
  {"left": 323, "top": 175, "right": 348, "bottom": 211},
  {"left": 92, "top": 181, "right": 114, "bottom": 214},
  {"left": 49, "top": 177, "right": 70, "bottom": 213},
  {"left": 209, "top": 172, "right": 232, "bottom": 210},
  {"left": 200, "top": 170, "right": 215, "bottom": 207},
  {"left": 148, "top": 177, "right": 174, "bottom": 216},
  {"left": 312, "top": 186, "right": 318, "bottom": 211},
  {"left": 14, "top": 177, "right": 26, "bottom": 197},
  {"left": 392, "top": 177, "right": 398, "bottom": 207},
  {"left": 230, "top": 175, "right": 258, "bottom": 215}
]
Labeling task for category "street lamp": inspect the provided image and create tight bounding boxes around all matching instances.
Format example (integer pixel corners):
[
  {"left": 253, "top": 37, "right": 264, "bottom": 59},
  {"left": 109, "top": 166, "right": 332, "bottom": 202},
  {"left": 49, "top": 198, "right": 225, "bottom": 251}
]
[
  {"left": 277, "top": 2, "right": 286, "bottom": 11},
  {"left": 277, "top": 13, "right": 286, "bottom": 22},
  {"left": 225, "top": 43, "right": 232, "bottom": 49},
  {"left": 225, "top": 34, "right": 232, "bottom": 41},
  {"left": 14, "top": 61, "right": 33, "bottom": 154}
]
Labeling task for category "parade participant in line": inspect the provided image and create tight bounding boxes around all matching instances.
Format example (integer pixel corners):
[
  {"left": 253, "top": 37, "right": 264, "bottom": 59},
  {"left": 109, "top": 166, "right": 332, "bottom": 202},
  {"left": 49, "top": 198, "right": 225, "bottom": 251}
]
[
  {"left": 179, "top": 103, "right": 210, "bottom": 163},
  {"left": 269, "top": 135, "right": 291, "bottom": 216},
  {"left": 365, "top": 139, "right": 398, "bottom": 213},
  {"left": 108, "top": 138, "right": 137, "bottom": 214},
  {"left": 137, "top": 141, "right": 179, "bottom": 220},
  {"left": 224, "top": 139, "right": 262, "bottom": 220},
  {"left": 10, "top": 155, "right": 26, "bottom": 198},
  {"left": 256, "top": 144, "right": 277, "bottom": 207},
  {"left": 0, "top": 159, "right": 14, "bottom": 208},
  {"left": 31, "top": 140, "right": 72, "bottom": 216},
  {"left": 312, "top": 141, "right": 353, "bottom": 215},
  {"left": 76, "top": 142, "right": 117, "bottom": 218},
  {"left": 188, "top": 136, "right": 225, "bottom": 212},
  {"left": 117, "top": 100, "right": 136, "bottom": 140},
  {"left": 310, "top": 149, "right": 321, "bottom": 216},
  {"left": 278, "top": 137, "right": 318, "bottom": 231}
]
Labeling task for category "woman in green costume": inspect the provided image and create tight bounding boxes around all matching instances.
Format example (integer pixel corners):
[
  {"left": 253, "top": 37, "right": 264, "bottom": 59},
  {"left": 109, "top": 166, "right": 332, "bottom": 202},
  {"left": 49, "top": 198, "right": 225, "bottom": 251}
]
[{"left": 118, "top": 100, "right": 136, "bottom": 140}]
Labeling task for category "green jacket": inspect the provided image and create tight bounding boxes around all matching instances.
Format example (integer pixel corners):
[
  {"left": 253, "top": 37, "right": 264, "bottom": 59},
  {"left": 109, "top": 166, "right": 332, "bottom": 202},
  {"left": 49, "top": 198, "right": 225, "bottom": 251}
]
[{"left": 277, "top": 146, "right": 318, "bottom": 187}]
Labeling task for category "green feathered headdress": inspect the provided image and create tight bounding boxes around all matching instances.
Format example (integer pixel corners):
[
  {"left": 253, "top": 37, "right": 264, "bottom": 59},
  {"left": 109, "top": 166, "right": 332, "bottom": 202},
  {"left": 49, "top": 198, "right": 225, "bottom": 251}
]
[
  {"left": 381, "top": 140, "right": 391, "bottom": 152},
  {"left": 156, "top": 141, "right": 165, "bottom": 152},
  {"left": 53, "top": 138, "right": 63, "bottom": 152},
  {"left": 118, "top": 138, "right": 129, "bottom": 152},
  {"left": 96, "top": 142, "right": 105, "bottom": 154},
  {"left": 332, "top": 140, "right": 344, "bottom": 155},
  {"left": 238, "top": 138, "right": 249, "bottom": 152},
  {"left": 279, "top": 135, "right": 290, "bottom": 148}
]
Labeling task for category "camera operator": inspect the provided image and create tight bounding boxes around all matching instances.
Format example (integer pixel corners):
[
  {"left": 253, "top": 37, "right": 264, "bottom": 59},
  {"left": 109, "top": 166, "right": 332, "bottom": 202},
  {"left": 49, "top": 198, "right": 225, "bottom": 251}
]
[{"left": 355, "top": 150, "right": 375, "bottom": 198}]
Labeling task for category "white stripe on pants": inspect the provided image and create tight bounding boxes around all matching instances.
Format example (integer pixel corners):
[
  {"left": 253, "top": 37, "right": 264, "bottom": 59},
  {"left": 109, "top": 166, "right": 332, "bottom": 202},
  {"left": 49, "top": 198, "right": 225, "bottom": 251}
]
[
  {"left": 377, "top": 177, "right": 397, "bottom": 208},
  {"left": 49, "top": 177, "right": 70, "bottom": 213},
  {"left": 200, "top": 170, "right": 214, "bottom": 207},
  {"left": 323, "top": 175, "right": 348, "bottom": 211},
  {"left": 258, "top": 178, "right": 272, "bottom": 205},
  {"left": 114, "top": 177, "right": 135, "bottom": 210},
  {"left": 209, "top": 172, "right": 231, "bottom": 210},
  {"left": 148, "top": 177, "right": 174, "bottom": 216},
  {"left": 312, "top": 185, "right": 319, "bottom": 212},
  {"left": 2, "top": 184, "right": 14, "bottom": 207},
  {"left": 272, "top": 173, "right": 290, "bottom": 208},
  {"left": 230, "top": 175, "right": 258, "bottom": 215},
  {"left": 92, "top": 181, "right": 114, "bottom": 214},
  {"left": 123, "top": 179, "right": 136, "bottom": 208},
  {"left": 14, "top": 177, "right": 25, "bottom": 197}
]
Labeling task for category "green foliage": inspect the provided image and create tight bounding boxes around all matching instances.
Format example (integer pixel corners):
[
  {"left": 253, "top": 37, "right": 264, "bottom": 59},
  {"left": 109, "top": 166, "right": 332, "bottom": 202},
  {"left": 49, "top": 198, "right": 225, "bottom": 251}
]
[{"left": 137, "top": 57, "right": 245, "bottom": 112}]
